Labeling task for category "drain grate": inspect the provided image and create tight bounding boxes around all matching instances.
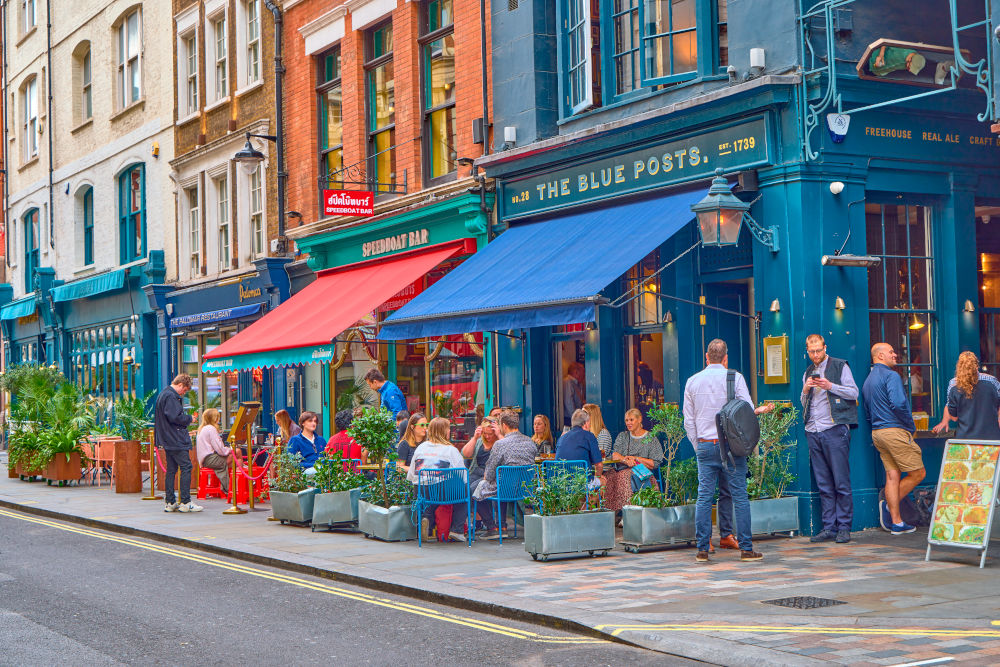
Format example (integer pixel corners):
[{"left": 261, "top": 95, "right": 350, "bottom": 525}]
[{"left": 762, "top": 596, "right": 847, "bottom": 609}]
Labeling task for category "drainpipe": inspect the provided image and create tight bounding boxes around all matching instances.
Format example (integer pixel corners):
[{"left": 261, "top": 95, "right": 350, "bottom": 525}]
[
  {"left": 1, "top": 0, "right": 9, "bottom": 266},
  {"left": 46, "top": 0, "right": 53, "bottom": 249},
  {"left": 262, "top": 0, "right": 286, "bottom": 247},
  {"left": 480, "top": 0, "right": 490, "bottom": 156}
]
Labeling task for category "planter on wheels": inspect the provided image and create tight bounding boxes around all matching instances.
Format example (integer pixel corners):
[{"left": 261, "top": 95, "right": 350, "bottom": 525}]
[
  {"left": 15, "top": 462, "right": 43, "bottom": 481},
  {"left": 43, "top": 452, "right": 83, "bottom": 487},
  {"left": 357, "top": 500, "right": 416, "bottom": 542},
  {"left": 524, "top": 511, "right": 615, "bottom": 561},
  {"left": 270, "top": 488, "right": 319, "bottom": 525},
  {"left": 749, "top": 496, "right": 800, "bottom": 536},
  {"left": 621, "top": 503, "right": 696, "bottom": 552},
  {"left": 311, "top": 487, "right": 362, "bottom": 532}
]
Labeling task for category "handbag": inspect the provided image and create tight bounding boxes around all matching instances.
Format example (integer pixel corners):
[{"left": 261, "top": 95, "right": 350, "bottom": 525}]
[{"left": 631, "top": 462, "right": 652, "bottom": 482}]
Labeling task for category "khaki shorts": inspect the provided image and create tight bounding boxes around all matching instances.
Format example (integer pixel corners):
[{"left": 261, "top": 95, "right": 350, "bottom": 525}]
[{"left": 872, "top": 427, "right": 924, "bottom": 473}]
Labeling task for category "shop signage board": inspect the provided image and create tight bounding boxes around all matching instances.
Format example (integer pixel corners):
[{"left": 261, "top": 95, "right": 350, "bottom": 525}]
[
  {"left": 925, "top": 439, "right": 1000, "bottom": 568},
  {"left": 830, "top": 110, "right": 1000, "bottom": 164},
  {"left": 498, "top": 116, "right": 772, "bottom": 220},
  {"left": 323, "top": 190, "right": 374, "bottom": 217}
]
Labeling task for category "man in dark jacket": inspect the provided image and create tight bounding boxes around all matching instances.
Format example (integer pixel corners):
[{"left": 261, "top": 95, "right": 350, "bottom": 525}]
[{"left": 155, "top": 374, "right": 202, "bottom": 513}]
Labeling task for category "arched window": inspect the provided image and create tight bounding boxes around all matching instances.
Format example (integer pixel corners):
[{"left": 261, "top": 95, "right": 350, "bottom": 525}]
[
  {"left": 23, "top": 208, "right": 39, "bottom": 292},
  {"left": 119, "top": 164, "right": 145, "bottom": 262},
  {"left": 73, "top": 41, "right": 92, "bottom": 124},
  {"left": 77, "top": 185, "right": 94, "bottom": 266}
]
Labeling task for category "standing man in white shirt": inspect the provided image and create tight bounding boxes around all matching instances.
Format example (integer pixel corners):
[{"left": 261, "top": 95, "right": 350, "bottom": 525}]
[
  {"left": 801, "top": 334, "right": 859, "bottom": 544},
  {"left": 684, "top": 339, "right": 772, "bottom": 563}
]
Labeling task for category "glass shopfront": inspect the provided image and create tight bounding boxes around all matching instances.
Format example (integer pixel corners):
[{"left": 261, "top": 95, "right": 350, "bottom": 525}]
[
  {"left": 68, "top": 319, "right": 139, "bottom": 401},
  {"left": 177, "top": 331, "right": 261, "bottom": 428}
]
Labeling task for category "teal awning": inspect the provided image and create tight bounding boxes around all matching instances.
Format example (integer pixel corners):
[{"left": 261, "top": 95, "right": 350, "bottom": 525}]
[
  {"left": 51, "top": 269, "right": 126, "bottom": 303},
  {"left": 0, "top": 297, "right": 36, "bottom": 320},
  {"left": 202, "top": 344, "right": 336, "bottom": 373}
]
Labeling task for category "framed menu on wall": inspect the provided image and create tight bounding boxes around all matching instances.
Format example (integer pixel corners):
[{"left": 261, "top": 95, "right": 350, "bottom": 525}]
[{"left": 926, "top": 439, "right": 1000, "bottom": 568}]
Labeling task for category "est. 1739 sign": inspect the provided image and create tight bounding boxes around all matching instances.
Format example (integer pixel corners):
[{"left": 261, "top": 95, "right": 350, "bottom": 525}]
[{"left": 499, "top": 116, "right": 772, "bottom": 220}]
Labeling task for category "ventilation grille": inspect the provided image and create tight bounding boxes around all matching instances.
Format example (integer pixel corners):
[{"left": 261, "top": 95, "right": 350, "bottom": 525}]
[{"left": 762, "top": 596, "right": 847, "bottom": 610}]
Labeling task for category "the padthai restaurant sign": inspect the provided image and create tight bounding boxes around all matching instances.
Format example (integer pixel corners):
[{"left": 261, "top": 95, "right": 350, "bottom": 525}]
[{"left": 499, "top": 116, "right": 772, "bottom": 220}]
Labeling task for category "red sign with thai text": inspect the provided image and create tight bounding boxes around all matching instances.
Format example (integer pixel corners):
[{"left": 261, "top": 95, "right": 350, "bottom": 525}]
[
  {"left": 378, "top": 278, "right": 425, "bottom": 313},
  {"left": 323, "top": 189, "right": 374, "bottom": 217}
]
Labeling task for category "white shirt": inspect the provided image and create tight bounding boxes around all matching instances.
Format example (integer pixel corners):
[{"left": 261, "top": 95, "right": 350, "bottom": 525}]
[{"left": 683, "top": 364, "right": 754, "bottom": 445}]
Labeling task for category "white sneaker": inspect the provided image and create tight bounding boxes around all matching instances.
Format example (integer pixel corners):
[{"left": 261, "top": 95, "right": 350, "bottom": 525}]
[
  {"left": 177, "top": 502, "right": 204, "bottom": 513},
  {"left": 164, "top": 502, "right": 179, "bottom": 512}
]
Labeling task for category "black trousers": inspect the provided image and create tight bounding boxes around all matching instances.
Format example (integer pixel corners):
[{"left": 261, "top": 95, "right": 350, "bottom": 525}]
[{"left": 163, "top": 448, "right": 192, "bottom": 505}]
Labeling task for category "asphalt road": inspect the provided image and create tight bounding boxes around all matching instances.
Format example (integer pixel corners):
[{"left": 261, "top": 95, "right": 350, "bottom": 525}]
[{"left": 0, "top": 511, "right": 698, "bottom": 666}]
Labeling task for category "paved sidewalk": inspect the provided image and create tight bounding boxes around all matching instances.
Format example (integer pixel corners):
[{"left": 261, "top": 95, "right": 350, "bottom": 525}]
[{"left": 3, "top": 454, "right": 1000, "bottom": 666}]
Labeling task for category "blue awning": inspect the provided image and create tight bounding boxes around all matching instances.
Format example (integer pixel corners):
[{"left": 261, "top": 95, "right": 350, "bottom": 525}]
[
  {"left": 51, "top": 269, "right": 126, "bottom": 303},
  {"left": 171, "top": 303, "right": 263, "bottom": 328},
  {"left": 0, "top": 296, "right": 36, "bottom": 320},
  {"left": 379, "top": 188, "right": 704, "bottom": 339}
]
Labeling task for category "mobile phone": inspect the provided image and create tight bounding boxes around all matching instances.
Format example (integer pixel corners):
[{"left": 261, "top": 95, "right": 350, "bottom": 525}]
[{"left": 810, "top": 373, "right": 821, "bottom": 380}]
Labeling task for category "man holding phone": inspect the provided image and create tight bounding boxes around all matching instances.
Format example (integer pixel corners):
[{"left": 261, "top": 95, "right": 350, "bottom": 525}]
[{"left": 802, "top": 334, "right": 859, "bottom": 543}]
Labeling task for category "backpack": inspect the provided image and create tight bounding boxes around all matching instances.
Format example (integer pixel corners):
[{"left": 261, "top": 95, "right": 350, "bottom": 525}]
[{"left": 715, "top": 370, "right": 761, "bottom": 458}]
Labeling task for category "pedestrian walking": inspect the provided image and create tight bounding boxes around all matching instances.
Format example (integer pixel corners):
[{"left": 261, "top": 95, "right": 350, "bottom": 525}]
[
  {"left": 801, "top": 334, "right": 859, "bottom": 544},
  {"left": 933, "top": 351, "right": 1000, "bottom": 439},
  {"left": 364, "top": 368, "right": 407, "bottom": 417},
  {"left": 683, "top": 339, "right": 772, "bottom": 563},
  {"left": 154, "top": 374, "right": 202, "bottom": 513},
  {"left": 861, "top": 343, "right": 925, "bottom": 534}
]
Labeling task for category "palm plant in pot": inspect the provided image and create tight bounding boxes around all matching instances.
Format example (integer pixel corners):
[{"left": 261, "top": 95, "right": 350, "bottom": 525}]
[
  {"left": 38, "top": 383, "right": 94, "bottom": 485},
  {"left": 747, "top": 402, "right": 800, "bottom": 536},
  {"left": 4, "top": 364, "right": 62, "bottom": 479},
  {"left": 523, "top": 466, "right": 614, "bottom": 561},
  {"left": 268, "top": 451, "right": 318, "bottom": 525},
  {"left": 350, "top": 406, "right": 416, "bottom": 541},
  {"left": 311, "top": 453, "right": 368, "bottom": 531}
]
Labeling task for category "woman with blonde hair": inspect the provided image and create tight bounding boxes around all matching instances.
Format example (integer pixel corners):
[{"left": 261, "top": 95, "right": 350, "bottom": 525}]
[
  {"left": 195, "top": 408, "right": 237, "bottom": 496},
  {"left": 583, "top": 403, "right": 613, "bottom": 455},
  {"left": 274, "top": 409, "right": 300, "bottom": 443},
  {"left": 604, "top": 408, "right": 664, "bottom": 514},
  {"left": 934, "top": 351, "right": 1000, "bottom": 439},
  {"left": 531, "top": 414, "right": 554, "bottom": 454},
  {"left": 396, "top": 412, "right": 428, "bottom": 473},
  {"left": 407, "top": 417, "right": 468, "bottom": 542}
]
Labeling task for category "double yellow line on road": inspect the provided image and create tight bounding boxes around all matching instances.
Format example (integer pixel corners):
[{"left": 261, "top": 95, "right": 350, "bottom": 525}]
[
  {"left": 0, "top": 507, "right": 602, "bottom": 645},
  {"left": 596, "top": 623, "right": 1000, "bottom": 639}
]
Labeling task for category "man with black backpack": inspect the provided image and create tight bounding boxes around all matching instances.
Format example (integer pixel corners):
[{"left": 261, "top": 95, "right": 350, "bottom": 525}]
[{"left": 683, "top": 339, "right": 773, "bottom": 563}]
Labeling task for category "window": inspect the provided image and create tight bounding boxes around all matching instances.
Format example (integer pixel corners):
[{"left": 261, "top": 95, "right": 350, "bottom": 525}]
[
  {"left": 249, "top": 165, "right": 263, "bottom": 257},
  {"left": 187, "top": 187, "right": 201, "bottom": 276},
  {"left": 716, "top": 0, "right": 727, "bottom": 67},
  {"left": 119, "top": 164, "right": 145, "bottom": 262},
  {"left": 23, "top": 209, "right": 39, "bottom": 293},
  {"left": 565, "top": 0, "right": 596, "bottom": 113},
  {"left": 212, "top": 16, "right": 228, "bottom": 101},
  {"left": 117, "top": 9, "right": 142, "bottom": 107},
  {"left": 81, "top": 187, "right": 94, "bottom": 266},
  {"left": 423, "top": 1, "right": 456, "bottom": 180},
  {"left": 216, "top": 175, "right": 230, "bottom": 271},
  {"left": 246, "top": 0, "right": 260, "bottom": 85},
  {"left": 611, "top": 0, "right": 641, "bottom": 97},
  {"left": 184, "top": 33, "right": 198, "bottom": 114},
  {"left": 79, "top": 46, "right": 93, "bottom": 121},
  {"left": 866, "top": 203, "right": 936, "bottom": 417},
  {"left": 21, "top": 0, "right": 36, "bottom": 35},
  {"left": 22, "top": 77, "right": 38, "bottom": 161},
  {"left": 366, "top": 24, "right": 395, "bottom": 192},
  {"left": 641, "top": 0, "right": 698, "bottom": 85},
  {"left": 318, "top": 47, "right": 343, "bottom": 189},
  {"left": 69, "top": 321, "right": 137, "bottom": 401}
]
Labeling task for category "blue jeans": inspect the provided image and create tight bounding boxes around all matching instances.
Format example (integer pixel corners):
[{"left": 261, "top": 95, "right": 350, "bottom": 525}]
[{"left": 695, "top": 441, "right": 752, "bottom": 552}]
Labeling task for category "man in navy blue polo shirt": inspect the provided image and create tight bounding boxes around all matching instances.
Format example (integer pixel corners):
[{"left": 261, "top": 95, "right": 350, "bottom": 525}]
[{"left": 555, "top": 409, "right": 604, "bottom": 483}]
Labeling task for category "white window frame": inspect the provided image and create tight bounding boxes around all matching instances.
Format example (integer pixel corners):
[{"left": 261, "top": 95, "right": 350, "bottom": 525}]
[
  {"left": 187, "top": 186, "right": 201, "bottom": 277},
  {"left": 211, "top": 14, "right": 228, "bottom": 103},
  {"left": 236, "top": 0, "right": 261, "bottom": 90},
  {"left": 117, "top": 9, "right": 142, "bottom": 108},
  {"left": 22, "top": 77, "right": 37, "bottom": 161},
  {"left": 81, "top": 48, "right": 92, "bottom": 120},
  {"left": 249, "top": 164, "right": 263, "bottom": 258},
  {"left": 21, "top": 0, "right": 36, "bottom": 36},
  {"left": 215, "top": 174, "right": 230, "bottom": 271},
  {"left": 184, "top": 33, "right": 199, "bottom": 114}
]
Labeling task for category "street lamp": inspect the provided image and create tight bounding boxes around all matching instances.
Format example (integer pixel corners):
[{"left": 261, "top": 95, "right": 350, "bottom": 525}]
[
  {"left": 691, "top": 168, "right": 779, "bottom": 252},
  {"left": 233, "top": 132, "right": 272, "bottom": 176}
]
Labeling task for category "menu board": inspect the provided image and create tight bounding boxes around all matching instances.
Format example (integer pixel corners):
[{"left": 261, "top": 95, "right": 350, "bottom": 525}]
[{"left": 927, "top": 441, "right": 1000, "bottom": 549}]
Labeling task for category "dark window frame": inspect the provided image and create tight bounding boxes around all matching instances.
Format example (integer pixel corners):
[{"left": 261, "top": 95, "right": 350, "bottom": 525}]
[
  {"left": 419, "top": 2, "right": 457, "bottom": 185},
  {"left": 317, "top": 45, "right": 344, "bottom": 203},
  {"left": 365, "top": 21, "right": 396, "bottom": 194}
]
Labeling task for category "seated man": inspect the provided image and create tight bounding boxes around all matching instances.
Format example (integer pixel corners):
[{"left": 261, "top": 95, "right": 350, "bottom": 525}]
[
  {"left": 554, "top": 408, "right": 603, "bottom": 491},
  {"left": 474, "top": 410, "right": 537, "bottom": 538}
]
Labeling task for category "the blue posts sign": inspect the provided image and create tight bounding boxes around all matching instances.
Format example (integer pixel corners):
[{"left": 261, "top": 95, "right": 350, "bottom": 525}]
[{"left": 498, "top": 116, "right": 772, "bottom": 220}]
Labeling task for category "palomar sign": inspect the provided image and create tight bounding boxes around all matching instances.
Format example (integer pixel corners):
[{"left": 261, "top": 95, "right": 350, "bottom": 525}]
[{"left": 324, "top": 189, "right": 374, "bottom": 217}]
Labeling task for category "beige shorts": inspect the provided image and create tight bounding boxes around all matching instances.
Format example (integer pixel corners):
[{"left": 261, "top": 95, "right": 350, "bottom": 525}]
[{"left": 872, "top": 427, "right": 924, "bottom": 473}]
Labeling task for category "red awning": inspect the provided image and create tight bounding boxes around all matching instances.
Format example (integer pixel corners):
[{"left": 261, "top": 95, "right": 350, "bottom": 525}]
[{"left": 201, "top": 239, "right": 474, "bottom": 372}]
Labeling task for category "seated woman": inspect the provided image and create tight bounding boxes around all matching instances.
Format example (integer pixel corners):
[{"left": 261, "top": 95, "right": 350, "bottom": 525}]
[
  {"left": 604, "top": 408, "right": 663, "bottom": 514},
  {"left": 458, "top": 416, "right": 500, "bottom": 536},
  {"left": 326, "top": 409, "right": 365, "bottom": 469},
  {"left": 195, "top": 409, "right": 238, "bottom": 496},
  {"left": 285, "top": 411, "right": 326, "bottom": 474},
  {"left": 583, "top": 403, "right": 613, "bottom": 456},
  {"left": 407, "top": 417, "right": 467, "bottom": 542},
  {"left": 531, "top": 414, "right": 554, "bottom": 455},
  {"left": 274, "top": 409, "right": 301, "bottom": 444},
  {"left": 395, "top": 413, "right": 427, "bottom": 473}
]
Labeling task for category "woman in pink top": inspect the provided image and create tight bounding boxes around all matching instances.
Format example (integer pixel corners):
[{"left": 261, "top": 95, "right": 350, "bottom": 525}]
[{"left": 196, "top": 409, "right": 237, "bottom": 495}]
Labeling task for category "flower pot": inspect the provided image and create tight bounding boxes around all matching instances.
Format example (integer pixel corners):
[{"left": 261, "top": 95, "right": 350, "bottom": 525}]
[
  {"left": 621, "top": 503, "right": 696, "bottom": 552},
  {"left": 270, "top": 488, "right": 319, "bottom": 525},
  {"left": 749, "top": 496, "right": 800, "bottom": 536},
  {"left": 43, "top": 452, "right": 83, "bottom": 486},
  {"left": 15, "top": 462, "right": 43, "bottom": 480},
  {"left": 524, "top": 511, "right": 615, "bottom": 561},
  {"left": 311, "top": 487, "right": 362, "bottom": 531},
  {"left": 154, "top": 447, "right": 200, "bottom": 492},
  {"left": 357, "top": 500, "right": 416, "bottom": 542}
]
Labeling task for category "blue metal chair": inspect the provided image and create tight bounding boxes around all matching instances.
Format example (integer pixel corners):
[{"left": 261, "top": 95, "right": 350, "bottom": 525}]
[
  {"left": 542, "top": 459, "right": 592, "bottom": 509},
  {"left": 492, "top": 465, "right": 538, "bottom": 545},
  {"left": 413, "top": 468, "right": 472, "bottom": 547}
]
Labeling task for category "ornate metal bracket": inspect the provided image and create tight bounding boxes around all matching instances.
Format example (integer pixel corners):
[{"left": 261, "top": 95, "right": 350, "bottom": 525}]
[{"left": 321, "top": 145, "right": 408, "bottom": 195}]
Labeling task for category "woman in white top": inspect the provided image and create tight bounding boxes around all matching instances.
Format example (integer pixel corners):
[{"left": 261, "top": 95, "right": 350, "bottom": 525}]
[
  {"left": 408, "top": 417, "right": 467, "bottom": 542},
  {"left": 195, "top": 409, "right": 237, "bottom": 495}
]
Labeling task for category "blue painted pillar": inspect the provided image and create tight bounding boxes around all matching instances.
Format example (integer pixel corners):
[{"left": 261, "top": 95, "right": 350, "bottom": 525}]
[{"left": 937, "top": 173, "right": 980, "bottom": 359}]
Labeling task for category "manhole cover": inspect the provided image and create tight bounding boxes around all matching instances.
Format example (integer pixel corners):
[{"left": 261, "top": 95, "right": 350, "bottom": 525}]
[{"left": 762, "top": 596, "right": 847, "bottom": 609}]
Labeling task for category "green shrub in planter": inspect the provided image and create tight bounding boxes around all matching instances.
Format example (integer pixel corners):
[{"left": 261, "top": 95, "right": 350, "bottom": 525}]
[
  {"left": 313, "top": 453, "right": 367, "bottom": 493},
  {"left": 527, "top": 466, "right": 591, "bottom": 516},
  {"left": 749, "top": 403, "right": 798, "bottom": 500},
  {"left": 112, "top": 392, "right": 155, "bottom": 442},
  {"left": 269, "top": 452, "right": 309, "bottom": 493},
  {"left": 360, "top": 466, "right": 413, "bottom": 508},
  {"left": 348, "top": 406, "right": 401, "bottom": 508},
  {"left": 647, "top": 402, "right": 686, "bottom": 497}
]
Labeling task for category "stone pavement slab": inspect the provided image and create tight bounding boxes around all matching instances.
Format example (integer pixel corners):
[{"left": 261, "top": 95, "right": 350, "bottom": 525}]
[{"left": 4, "top": 456, "right": 1000, "bottom": 666}]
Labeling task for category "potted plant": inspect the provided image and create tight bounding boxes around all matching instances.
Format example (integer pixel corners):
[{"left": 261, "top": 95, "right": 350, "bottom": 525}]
[
  {"left": 523, "top": 466, "right": 615, "bottom": 561},
  {"left": 311, "top": 453, "right": 368, "bottom": 532},
  {"left": 747, "top": 403, "right": 800, "bottom": 536},
  {"left": 112, "top": 392, "right": 154, "bottom": 493},
  {"left": 268, "top": 451, "right": 318, "bottom": 525},
  {"left": 39, "top": 383, "right": 93, "bottom": 486},
  {"left": 349, "top": 406, "right": 417, "bottom": 541},
  {"left": 3, "top": 364, "right": 64, "bottom": 480}
]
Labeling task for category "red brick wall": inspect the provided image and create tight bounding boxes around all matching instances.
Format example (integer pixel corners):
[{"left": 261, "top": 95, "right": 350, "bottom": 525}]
[{"left": 283, "top": 1, "right": 493, "bottom": 229}]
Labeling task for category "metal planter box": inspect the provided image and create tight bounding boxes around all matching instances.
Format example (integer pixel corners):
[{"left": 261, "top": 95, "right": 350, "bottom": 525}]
[
  {"left": 524, "top": 511, "right": 615, "bottom": 561},
  {"left": 621, "top": 503, "right": 696, "bottom": 552},
  {"left": 749, "top": 496, "right": 800, "bottom": 535},
  {"left": 358, "top": 500, "right": 416, "bottom": 542},
  {"left": 270, "top": 488, "right": 319, "bottom": 525},
  {"left": 311, "top": 488, "right": 362, "bottom": 531}
]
